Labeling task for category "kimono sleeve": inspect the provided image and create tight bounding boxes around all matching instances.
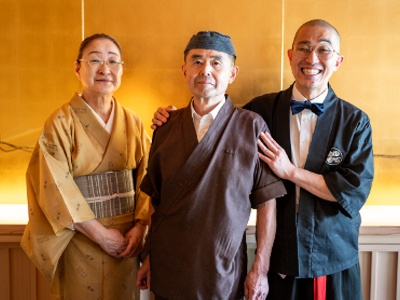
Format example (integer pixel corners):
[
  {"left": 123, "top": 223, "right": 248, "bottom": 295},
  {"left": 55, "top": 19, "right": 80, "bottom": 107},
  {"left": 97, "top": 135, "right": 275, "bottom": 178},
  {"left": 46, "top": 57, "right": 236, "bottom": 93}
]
[
  {"left": 28, "top": 106, "right": 94, "bottom": 234},
  {"left": 250, "top": 123, "right": 287, "bottom": 208}
]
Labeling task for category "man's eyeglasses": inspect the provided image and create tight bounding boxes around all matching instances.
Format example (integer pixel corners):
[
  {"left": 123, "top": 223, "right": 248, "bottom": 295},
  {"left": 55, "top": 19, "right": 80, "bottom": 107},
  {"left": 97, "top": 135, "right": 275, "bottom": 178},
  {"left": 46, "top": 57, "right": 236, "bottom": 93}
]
[
  {"left": 293, "top": 42, "right": 340, "bottom": 60},
  {"left": 78, "top": 58, "right": 124, "bottom": 70}
]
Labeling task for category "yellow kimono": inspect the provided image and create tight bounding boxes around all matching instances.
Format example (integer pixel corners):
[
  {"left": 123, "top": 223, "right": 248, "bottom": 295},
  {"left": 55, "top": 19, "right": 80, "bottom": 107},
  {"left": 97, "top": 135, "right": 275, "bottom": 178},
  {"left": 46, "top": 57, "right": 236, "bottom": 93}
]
[{"left": 21, "top": 93, "right": 151, "bottom": 299}]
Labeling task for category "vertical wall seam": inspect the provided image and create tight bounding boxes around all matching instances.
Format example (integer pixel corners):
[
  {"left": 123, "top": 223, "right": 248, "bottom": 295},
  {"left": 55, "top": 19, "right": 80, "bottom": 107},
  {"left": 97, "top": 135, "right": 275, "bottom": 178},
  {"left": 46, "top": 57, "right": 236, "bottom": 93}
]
[
  {"left": 370, "top": 251, "right": 378, "bottom": 300},
  {"left": 81, "top": 0, "right": 85, "bottom": 40}
]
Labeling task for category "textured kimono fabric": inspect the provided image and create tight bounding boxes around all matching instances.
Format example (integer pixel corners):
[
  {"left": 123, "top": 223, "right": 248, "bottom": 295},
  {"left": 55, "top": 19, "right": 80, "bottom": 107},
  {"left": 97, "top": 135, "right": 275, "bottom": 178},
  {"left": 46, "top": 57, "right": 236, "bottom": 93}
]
[
  {"left": 21, "top": 94, "right": 151, "bottom": 299},
  {"left": 142, "top": 97, "right": 286, "bottom": 299}
]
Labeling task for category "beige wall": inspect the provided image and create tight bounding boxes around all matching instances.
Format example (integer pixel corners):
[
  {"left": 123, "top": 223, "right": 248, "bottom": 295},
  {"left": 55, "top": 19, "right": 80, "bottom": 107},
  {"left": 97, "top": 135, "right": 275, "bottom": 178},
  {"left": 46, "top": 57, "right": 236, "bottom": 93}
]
[{"left": 1, "top": 0, "right": 399, "bottom": 205}]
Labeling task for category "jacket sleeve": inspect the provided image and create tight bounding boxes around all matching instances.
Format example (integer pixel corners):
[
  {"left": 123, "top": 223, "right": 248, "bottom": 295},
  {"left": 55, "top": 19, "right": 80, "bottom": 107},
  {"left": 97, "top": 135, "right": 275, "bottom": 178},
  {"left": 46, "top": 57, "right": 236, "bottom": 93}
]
[{"left": 323, "top": 113, "right": 374, "bottom": 218}]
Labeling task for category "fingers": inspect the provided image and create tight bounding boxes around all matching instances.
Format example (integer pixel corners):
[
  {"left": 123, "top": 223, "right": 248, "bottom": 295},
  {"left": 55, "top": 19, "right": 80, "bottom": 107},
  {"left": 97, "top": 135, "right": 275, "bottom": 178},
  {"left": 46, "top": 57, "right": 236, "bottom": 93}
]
[
  {"left": 117, "top": 245, "right": 132, "bottom": 258},
  {"left": 102, "top": 234, "right": 127, "bottom": 258},
  {"left": 118, "top": 240, "right": 139, "bottom": 258},
  {"left": 151, "top": 106, "right": 176, "bottom": 130},
  {"left": 259, "top": 131, "right": 278, "bottom": 150},
  {"left": 157, "top": 106, "right": 172, "bottom": 118},
  {"left": 166, "top": 105, "right": 177, "bottom": 112},
  {"left": 152, "top": 114, "right": 167, "bottom": 125},
  {"left": 257, "top": 139, "right": 271, "bottom": 157},
  {"left": 151, "top": 107, "right": 170, "bottom": 129},
  {"left": 111, "top": 245, "right": 127, "bottom": 258},
  {"left": 136, "top": 273, "right": 149, "bottom": 289},
  {"left": 136, "top": 258, "right": 150, "bottom": 289}
]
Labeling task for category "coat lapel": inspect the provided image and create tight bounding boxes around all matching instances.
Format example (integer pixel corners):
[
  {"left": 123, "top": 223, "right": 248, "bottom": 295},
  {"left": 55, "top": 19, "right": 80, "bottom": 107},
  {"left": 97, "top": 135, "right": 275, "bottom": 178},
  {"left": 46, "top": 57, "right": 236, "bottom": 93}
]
[
  {"left": 69, "top": 94, "right": 129, "bottom": 173},
  {"left": 272, "top": 86, "right": 293, "bottom": 159},
  {"left": 69, "top": 94, "right": 110, "bottom": 149},
  {"left": 162, "top": 98, "right": 236, "bottom": 209},
  {"left": 305, "top": 86, "right": 337, "bottom": 172}
]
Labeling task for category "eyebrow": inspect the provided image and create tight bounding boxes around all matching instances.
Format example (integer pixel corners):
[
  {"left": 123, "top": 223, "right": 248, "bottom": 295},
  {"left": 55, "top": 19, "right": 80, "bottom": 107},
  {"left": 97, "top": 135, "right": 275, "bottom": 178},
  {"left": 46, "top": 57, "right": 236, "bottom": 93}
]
[
  {"left": 88, "top": 50, "right": 120, "bottom": 56},
  {"left": 297, "top": 39, "right": 333, "bottom": 46},
  {"left": 189, "top": 54, "right": 223, "bottom": 60}
]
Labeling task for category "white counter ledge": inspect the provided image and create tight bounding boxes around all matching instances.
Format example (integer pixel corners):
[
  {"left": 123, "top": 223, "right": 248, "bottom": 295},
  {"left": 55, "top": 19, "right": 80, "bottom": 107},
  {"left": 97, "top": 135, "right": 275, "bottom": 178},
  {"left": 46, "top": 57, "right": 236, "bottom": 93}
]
[{"left": 2, "top": 203, "right": 399, "bottom": 231}]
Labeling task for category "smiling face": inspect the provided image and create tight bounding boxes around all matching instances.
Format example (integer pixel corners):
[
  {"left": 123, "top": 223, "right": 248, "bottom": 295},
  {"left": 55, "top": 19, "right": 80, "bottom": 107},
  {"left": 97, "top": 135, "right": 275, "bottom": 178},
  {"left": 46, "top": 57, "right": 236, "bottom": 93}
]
[
  {"left": 182, "top": 49, "right": 238, "bottom": 105},
  {"left": 288, "top": 24, "right": 344, "bottom": 99},
  {"left": 74, "top": 38, "right": 123, "bottom": 100}
]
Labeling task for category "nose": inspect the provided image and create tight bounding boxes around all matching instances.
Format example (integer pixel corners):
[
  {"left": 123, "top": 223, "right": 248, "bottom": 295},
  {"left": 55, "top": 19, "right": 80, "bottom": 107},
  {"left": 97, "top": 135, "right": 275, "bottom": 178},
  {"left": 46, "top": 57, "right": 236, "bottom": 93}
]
[
  {"left": 97, "top": 60, "right": 111, "bottom": 73},
  {"left": 200, "top": 62, "right": 212, "bottom": 76},
  {"left": 305, "top": 49, "right": 320, "bottom": 63}
]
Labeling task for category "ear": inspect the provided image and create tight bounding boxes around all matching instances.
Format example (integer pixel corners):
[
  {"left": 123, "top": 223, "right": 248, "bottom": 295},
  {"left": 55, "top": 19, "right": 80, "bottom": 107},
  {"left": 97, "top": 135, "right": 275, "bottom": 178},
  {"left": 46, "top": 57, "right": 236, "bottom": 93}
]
[
  {"left": 182, "top": 64, "right": 187, "bottom": 78},
  {"left": 74, "top": 61, "right": 82, "bottom": 80},
  {"left": 333, "top": 55, "right": 344, "bottom": 71},
  {"left": 228, "top": 66, "right": 239, "bottom": 84},
  {"left": 287, "top": 49, "right": 293, "bottom": 63}
]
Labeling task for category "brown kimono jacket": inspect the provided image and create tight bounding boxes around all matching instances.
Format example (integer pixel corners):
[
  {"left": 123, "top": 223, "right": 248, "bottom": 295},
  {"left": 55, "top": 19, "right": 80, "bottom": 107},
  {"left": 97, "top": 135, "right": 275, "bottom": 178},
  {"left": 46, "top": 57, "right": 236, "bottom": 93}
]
[{"left": 141, "top": 97, "right": 286, "bottom": 299}]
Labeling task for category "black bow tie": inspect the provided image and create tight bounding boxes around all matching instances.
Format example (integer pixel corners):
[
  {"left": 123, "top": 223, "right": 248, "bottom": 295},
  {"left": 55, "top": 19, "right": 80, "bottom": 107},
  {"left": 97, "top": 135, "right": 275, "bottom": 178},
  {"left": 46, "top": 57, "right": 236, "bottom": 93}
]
[{"left": 290, "top": 100, "right": 324, "bottom": 116}]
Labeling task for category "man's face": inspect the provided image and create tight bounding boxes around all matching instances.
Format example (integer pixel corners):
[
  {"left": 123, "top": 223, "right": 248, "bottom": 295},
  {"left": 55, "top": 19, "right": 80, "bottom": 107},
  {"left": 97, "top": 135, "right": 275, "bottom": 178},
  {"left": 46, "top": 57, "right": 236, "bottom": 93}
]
[
  {"left": 182, "top": 49, "right": 238, "bottom": 104},
  {"left": 288, "top": 25, "right": 344, "bottom": 98}
]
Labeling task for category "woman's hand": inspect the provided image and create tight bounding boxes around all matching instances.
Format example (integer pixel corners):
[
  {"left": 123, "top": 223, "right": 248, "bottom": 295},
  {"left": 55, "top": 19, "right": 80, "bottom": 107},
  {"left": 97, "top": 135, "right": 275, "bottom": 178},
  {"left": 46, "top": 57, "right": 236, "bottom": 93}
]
[
  {"left": 74, "top": 219, "right": 127, "bottom": 258},
  {"left": 118, "top": 222, "right": 146, "bottom": 258}
]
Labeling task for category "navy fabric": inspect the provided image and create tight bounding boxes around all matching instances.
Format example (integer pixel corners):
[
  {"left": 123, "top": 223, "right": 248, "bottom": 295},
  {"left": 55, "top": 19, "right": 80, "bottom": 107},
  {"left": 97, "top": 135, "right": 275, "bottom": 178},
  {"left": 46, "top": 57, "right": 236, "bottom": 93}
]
[
  {"left": 243, "top": 83, "right": 374, "bottom": 278},
  {"left": 290, "top": 99, "right": 324, "bottom": 116},
  {"left": 184, "top": 31, "right": 236, "bottom": 58}
]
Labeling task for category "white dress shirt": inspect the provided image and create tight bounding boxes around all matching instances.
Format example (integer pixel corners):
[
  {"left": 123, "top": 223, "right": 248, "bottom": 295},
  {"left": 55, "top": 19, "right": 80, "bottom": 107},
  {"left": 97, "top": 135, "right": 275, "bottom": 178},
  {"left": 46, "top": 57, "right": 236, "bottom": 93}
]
[
  {"left": 191, "top": 98, "right": 225, "bottom": 142},
  {"left": 290, "top": 85, "right": 328, "bottom": 211}
]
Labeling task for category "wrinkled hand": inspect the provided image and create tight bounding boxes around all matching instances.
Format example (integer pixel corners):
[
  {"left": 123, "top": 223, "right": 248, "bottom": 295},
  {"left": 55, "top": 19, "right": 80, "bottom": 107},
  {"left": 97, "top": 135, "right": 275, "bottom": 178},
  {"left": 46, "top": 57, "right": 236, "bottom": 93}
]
[
  {"left": 97, "top": 228, "right": 127, "bottom": 258},
  {"left": 136, "top": 256, "right": 151, "bottom": 290},
  {"left": 258, "top": 131, "right": 295, "bottom": 180},
  {"left": 150, "top": 105, "right": 177, "bottom": 130},
  {"left": 118, "top": 222, "right": 146, "bottom": 258},
  {"left": 244, "top": 269, "right": 269, "bottom": 300}
]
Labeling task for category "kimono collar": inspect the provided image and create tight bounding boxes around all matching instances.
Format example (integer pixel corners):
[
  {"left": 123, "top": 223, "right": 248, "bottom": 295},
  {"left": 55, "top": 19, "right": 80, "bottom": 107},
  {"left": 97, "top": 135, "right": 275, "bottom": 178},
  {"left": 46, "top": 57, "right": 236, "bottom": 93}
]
[{"left": 82, "top": 96, "right": 115, "bottom": 133}]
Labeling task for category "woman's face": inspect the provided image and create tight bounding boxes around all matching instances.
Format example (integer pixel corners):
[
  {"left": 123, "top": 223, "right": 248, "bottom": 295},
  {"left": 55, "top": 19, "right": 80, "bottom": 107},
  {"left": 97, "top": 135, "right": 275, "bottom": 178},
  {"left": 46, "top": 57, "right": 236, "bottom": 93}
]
[{"left": 75, "top": 38, "right": 123, "bottom": 98}]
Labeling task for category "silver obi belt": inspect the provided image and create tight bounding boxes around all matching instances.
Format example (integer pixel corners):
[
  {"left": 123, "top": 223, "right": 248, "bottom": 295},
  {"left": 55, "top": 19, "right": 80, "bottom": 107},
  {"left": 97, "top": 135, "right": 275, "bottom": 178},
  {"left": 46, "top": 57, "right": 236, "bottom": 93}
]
[{"left": 74, "top": 169, "right": 135, "bottom": 218}]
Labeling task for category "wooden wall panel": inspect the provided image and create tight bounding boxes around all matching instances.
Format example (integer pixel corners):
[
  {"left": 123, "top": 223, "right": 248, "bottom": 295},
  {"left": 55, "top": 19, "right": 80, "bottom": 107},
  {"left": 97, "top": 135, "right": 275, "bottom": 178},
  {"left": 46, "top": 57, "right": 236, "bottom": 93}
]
[
  {"left": 0, "top": 247, "right": 11, "bottom": 300},
  {"left": 1, "top": 226, "right": 400, "bottom": 300}
]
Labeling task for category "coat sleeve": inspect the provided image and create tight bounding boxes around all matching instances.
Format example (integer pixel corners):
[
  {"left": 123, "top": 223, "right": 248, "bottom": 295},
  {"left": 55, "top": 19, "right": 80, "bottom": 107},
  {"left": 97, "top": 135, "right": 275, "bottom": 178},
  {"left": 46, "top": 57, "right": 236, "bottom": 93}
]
[{"left": 323, "top": 113, "right": 374, "bottom": 218}]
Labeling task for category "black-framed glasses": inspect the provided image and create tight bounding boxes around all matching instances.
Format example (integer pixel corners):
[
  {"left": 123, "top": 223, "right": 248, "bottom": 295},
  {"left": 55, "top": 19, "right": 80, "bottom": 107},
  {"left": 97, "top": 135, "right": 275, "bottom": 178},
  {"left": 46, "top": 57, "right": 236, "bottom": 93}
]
[
  {"left": 293, "top": 42, "right": 340, "bottom": 60},
  {"left": 78, "top": 57, "right": 124, "bottom": 70}
]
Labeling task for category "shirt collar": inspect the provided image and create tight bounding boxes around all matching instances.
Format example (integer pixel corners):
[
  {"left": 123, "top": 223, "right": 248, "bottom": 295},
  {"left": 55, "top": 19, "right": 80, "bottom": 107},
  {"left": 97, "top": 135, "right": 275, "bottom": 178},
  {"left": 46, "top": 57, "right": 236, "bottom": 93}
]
[
  {"left": 292, "top": 85, "right": 328, "bottom": 104},
  {"left": 191, "top": 98, "right": 226, "bottom": 120}
]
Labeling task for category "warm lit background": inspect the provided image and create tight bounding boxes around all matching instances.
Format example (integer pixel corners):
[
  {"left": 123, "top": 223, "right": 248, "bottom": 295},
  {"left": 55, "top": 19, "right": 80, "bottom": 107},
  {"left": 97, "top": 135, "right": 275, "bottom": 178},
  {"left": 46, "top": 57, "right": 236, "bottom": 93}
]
[{"left": 1, "top": 0, "right": 399, "bottom": 206}]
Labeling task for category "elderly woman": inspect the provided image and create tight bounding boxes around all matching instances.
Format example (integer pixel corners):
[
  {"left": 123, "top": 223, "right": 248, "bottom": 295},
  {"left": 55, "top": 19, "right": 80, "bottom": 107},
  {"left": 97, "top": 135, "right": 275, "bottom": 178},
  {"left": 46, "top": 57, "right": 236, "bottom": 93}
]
[{"left": 21, "top": 33, "right": 151, "bottom": 299}]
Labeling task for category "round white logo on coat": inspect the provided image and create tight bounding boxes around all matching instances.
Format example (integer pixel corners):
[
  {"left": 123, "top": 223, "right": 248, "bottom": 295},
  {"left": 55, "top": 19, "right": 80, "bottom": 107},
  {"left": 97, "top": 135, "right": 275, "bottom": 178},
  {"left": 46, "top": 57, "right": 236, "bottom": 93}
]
[{"left": 326, "top": 147, "right": 343, "bottom": 165}]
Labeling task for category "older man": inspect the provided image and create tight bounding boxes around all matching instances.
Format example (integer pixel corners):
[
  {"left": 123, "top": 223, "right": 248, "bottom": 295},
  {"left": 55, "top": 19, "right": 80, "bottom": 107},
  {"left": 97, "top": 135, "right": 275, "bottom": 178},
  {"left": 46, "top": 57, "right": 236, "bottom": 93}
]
[{"left": 136, "top": 31, "right": 286, "bottom": 299}]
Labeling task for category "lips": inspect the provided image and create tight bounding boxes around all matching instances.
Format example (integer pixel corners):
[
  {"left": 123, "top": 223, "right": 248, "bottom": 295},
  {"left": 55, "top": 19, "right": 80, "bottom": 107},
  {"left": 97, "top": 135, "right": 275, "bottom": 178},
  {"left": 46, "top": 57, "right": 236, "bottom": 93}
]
[
  {"left": 196, "top": 80, "right": 214, "bottom": 85},
  {"left": 96, "top": 78, "right": 113, "bottom": 83}
]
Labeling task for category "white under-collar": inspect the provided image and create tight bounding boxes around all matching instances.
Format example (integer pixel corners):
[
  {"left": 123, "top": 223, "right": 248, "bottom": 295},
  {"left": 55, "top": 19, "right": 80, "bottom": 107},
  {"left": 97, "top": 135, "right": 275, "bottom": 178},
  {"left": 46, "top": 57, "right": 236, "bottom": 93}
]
[{"left": 81, "top": 95, "right": 115, "bottom": 133}]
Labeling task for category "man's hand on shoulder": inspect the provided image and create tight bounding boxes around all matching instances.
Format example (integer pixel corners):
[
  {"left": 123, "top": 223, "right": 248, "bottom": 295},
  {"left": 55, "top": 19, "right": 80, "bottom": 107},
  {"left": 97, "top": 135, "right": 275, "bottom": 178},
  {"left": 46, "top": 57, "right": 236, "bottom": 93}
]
[{"left": 151, "top": 105, "right": 177, "bottom": 130}]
